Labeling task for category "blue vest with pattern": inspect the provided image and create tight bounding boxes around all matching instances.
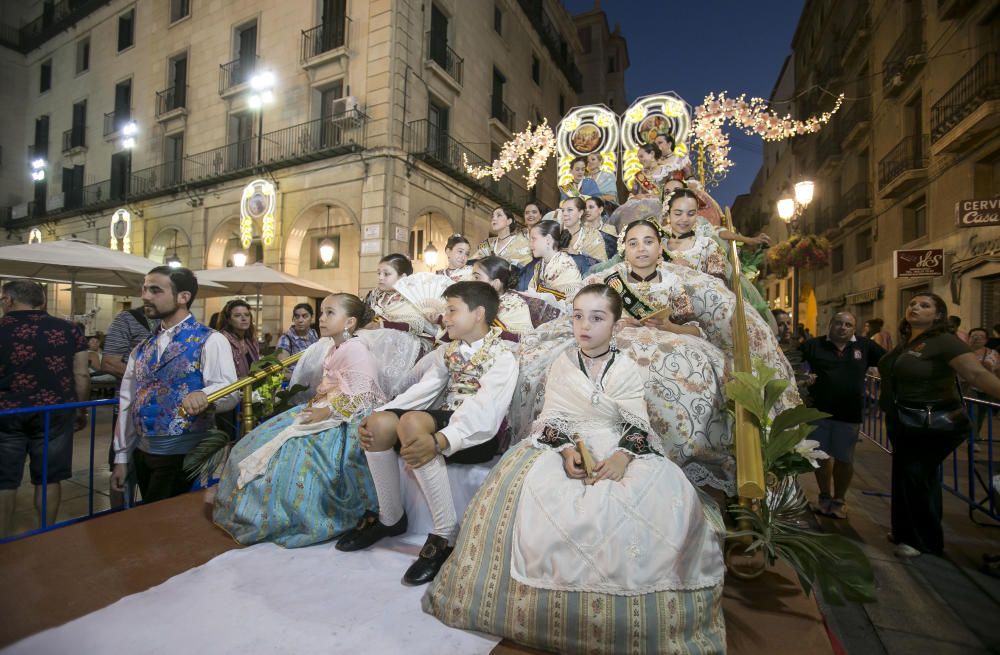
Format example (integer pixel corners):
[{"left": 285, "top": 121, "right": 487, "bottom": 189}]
[{"left": 130, "top": 318, "right": 215, "bottom": 455}]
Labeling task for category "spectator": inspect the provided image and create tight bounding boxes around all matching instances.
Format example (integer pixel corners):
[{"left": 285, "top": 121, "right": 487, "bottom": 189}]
[
  {"left": 964, "top": 327, "right": 999, "bottom": 439},
  {"left": 110, "top": 267, "right": 239, "bottom": 503},
  {"left": 0, "top": 279, "right": 89, "bottom": 536},
  {"left": 877, "top": 294, "right": 1000, "bottom": 557},
  {"left": 773, "top": 309, "right": 807, "bottom": 390},
  {"left": 274, "top": 303, "right": 319, "bottom": 363},
  {"left": 948, "top": 315, "right": 969, "bottom": 343},
  {"left": 86, "top": 335, "right": 117, "bottom": 386},
  {"left": 987, "top": 324, "right": 1000, "bottom": 351},
  {"left": 801, "top": 312, "right": 886, "bottom": 519},
  {"left": 863, "top": 318, "right": 894, "bottom": 352},
  {"left": 100, "top": 305, "right": 159, "bottom": 507},
  {"left": 219, "top": 299, "right": 260, "bottom": 378}
]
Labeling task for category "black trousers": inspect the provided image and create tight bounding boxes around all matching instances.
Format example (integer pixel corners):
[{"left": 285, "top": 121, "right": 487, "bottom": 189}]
[
  {"left": 133, "top": 449, "right": 192, "bottom": 504},
  {"left": 886, "top": 415, "right": 966, "bottom": 555}
]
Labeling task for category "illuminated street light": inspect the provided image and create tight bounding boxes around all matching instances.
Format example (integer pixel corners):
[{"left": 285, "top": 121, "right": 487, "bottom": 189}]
[
  {"left": 422, "top": 242, "right": 439, "bottom": 267},
  {"left": 232, "top": 250, "right": 248, "bottom": 267}
]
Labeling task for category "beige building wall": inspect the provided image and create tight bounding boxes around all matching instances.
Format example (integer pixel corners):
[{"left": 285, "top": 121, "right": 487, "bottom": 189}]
[
  {"left": 0, "top": 0, "right": 593, "bottom": 337},
  {"left": 747, "top": 0, "right": 1000, "bottom": 336}
]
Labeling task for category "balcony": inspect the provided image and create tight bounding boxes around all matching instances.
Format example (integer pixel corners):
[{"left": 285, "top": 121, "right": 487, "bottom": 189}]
[
  {"left": 837, "top": 182, "right": 872, "bottom": 229},
  {"left": 424, "top": 31, "right": 463, "bottom": 90},
  {"left": 219, "top": 56, "right": 258, "bottom": 96},
  {"left": 930, "top": 53, "right": 1000, "bottom": 154},
  {"left": 61, "top": 128, "right": 86, "bottom": 153},
  {"left": 3, "top": 0, "right": 106, "bottom": 53},
  {"left": 816, "top": 128, "right": 843, "bottom": 175},
  {"left": 25, "top": 110, "right": 369, "bottom": 223},
  {"left": 839, "top": 6, "right": 871, "bottom": 65},
  {"left": 490, "top": 97, "right": 515, "bottom": 133},
  {"left": 103, "top": 110, "right": 131, "bottom": 137},
  {"left": 301, "top": 17, "right": 350, "bottom": 67},
  {"left": 937, "top": 0, "right": 976, "bottom": 20},
  {"left": 882, "top": 21, "right": 925, "bottom": 97},
  {"left": 515, "top": 0, "right": 584, "bottom": 92},
  {"left": 878, "top": 134, "right": 928, "bottom": 198},
  {"left": 839, "top": 100, "right": 871, "bottom": 148},
  {"left": 404, "top": 119, "right": 528, "bottom": 214},
  {"left": 156, "top": 85, "right": 187, "bottom": 119}
]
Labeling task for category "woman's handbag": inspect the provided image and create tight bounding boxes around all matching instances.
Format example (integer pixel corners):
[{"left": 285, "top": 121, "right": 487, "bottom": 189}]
[{"left": 894, "top": 378, "right": 971, "bottom": 434}]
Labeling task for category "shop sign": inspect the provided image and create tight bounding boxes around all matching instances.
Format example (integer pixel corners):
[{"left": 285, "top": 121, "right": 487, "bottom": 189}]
[
  {"left": 893, "top": 249, "right": 944, "bottom": 278},
  {"left": 955, "top": 198, "right": 1000, "bottom": 228}
]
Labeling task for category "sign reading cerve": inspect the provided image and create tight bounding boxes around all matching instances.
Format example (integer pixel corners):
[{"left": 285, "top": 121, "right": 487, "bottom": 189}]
[
  {"left": 956, "top": 198, "right": 1000, "bottom": 228},
  {"left": 894, "top": 249, "right": 944, "bottom": 278}
]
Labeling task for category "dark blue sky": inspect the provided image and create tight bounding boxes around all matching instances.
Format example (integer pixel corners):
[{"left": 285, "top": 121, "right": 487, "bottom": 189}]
[{"left": 564, "top": 0, "right": 805, "bottom": 208}]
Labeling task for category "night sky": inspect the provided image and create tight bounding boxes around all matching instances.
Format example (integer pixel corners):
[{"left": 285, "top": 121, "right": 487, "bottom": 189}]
[{"left": 563, "top": 0, "right": 806, "bottom": 208}]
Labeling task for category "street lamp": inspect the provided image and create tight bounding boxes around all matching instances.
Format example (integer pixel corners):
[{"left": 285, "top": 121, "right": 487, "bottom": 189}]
[
  {"left": 319, "top": 205, "right": 336, "bottom": 265},
  {"left": 247, "top": 70, "right": 276, "bottom": 164},
  {"left": 422, "top": 242, "right": 439, "bottom": 267},
  {"left": 165, "top": 230, "right": 182, "bottom": 268},
  {"left": 30, "top": 158, "right": 47, "bottom": 181},
  {"left": 775, "top": 179, "right": 815, "bottom": 330},
  {"left": 232, "top": 250, "right": 248, "bottom": 267},
  {"left": 121, "top": 121, "right": 138, "bottom": 200}
]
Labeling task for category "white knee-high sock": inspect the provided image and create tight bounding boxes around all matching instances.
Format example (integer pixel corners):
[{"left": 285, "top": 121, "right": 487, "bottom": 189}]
[
  {"left": 412, "top": 454, "right": 458, "bottom": 544},
  {"left": 364, "top": 449, "right": 404, "bottom": 526}
]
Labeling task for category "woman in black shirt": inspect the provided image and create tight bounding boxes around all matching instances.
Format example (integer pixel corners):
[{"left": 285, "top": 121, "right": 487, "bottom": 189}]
[{"left": 878, "top": 294, "right": 1000, "bottom": 557}]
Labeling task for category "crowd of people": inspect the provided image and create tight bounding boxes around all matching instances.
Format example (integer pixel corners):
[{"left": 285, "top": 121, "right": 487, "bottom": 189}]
[{"left": 2, "top": 133, "right": 1000, "bottom": 649}]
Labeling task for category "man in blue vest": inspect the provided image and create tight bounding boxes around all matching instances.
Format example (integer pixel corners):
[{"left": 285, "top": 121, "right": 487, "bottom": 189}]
[{"left": 110, "top": 267, "right": 238, "bottom": 503}]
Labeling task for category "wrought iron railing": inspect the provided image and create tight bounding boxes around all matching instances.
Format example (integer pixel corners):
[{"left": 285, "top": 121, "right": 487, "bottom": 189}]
[
  {"left": 882, "top": 20, "right": 925, "bottom": 92},
  {"left": 930, "top": 52, "right": 999, "bottom": 143},
  {"left": 878, "top": 135, "right": 928, "bottom": 189},
  {"left": 424, "top": 31, "right": 463, "bottom": 84},
  {"left": 103, "top": 110, "right": 130, "bottom": 136},
  {"left": 840, "top": 100, "right": 871, "bottom": 133},
  {"left": 302, "top": 16, "right": 350, "bottom": 60},
  {"left": 61, "top": 127, "right": 85, "bottom": 152},
  {"left": 491, "top": 97, "right": 515, "bottom": 131},
  {"left": 404, "top": 119, "right": 528, "bottom": 212},
  {"left": 219, "top": 55, "right": 258, "bottom": 94},
  {"left": 515, "top": 0, "right": 584, "bottom": 92},
  {"left": 156, "top": 85, "right": 187, "bottom": 116},
  {"left": 839, "top": 182, "right": 872, "bottom": 219},
  {"left": 8, "top": 0, "right": 105, "bottom": 53}
]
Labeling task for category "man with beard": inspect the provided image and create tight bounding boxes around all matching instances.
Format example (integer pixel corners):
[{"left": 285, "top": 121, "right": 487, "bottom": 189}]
[{"left": 110, "top": 267, "right": 238, "bottom": 503}]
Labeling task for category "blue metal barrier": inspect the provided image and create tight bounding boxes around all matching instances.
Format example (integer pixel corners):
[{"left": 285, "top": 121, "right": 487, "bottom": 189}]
[{"left": 860, "top": 374, "right": 999, "bottom": 524}]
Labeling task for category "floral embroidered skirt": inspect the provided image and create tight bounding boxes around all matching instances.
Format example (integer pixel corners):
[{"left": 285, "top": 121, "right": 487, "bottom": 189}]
[{"left": 213, "top": 406, "right": 377, "bottom": 548}]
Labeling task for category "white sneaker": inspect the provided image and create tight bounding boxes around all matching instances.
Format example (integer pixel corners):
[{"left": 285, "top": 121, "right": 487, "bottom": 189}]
[{"left": 894, "top": 543, "right": 921, "bottom": 558}]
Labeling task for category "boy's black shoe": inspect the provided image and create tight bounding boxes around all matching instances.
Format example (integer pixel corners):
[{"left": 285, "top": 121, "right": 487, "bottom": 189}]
[
  {"left": 402, "top": 533, "right": 453, "bottom": 586},
  {"left": 335, "top": 511, "right": 407, "bottom": 551}
]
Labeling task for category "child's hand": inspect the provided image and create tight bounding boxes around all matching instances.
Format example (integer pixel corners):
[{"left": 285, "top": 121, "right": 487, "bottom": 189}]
[
  {"left": 300, "top": 405, "right": 332, "bottom": 424},
  {"left": 617, "top": 317, "right": 641, "bottom": 330},
  {"left": 561, "top": 448, "right": 587, "bottom": 480},
  {"left": 593, "top": 451, "right": 632, "bottom": 482},
  {"left": 358, "top": 415, "right": 374, "bottom": 449}
]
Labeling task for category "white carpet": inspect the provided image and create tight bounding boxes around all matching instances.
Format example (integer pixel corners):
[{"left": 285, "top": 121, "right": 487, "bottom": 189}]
[{"left": 3, "top": 539, "right": 499, "bottom": 655}]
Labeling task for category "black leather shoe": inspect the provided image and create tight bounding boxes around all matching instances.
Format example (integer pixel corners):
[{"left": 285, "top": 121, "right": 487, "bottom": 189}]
[
  {"left": 402, "top": 533, "right": 453, "bottom": 586},
  {"left": 335, "top": 512, "right": 407, "bottom": 552}
]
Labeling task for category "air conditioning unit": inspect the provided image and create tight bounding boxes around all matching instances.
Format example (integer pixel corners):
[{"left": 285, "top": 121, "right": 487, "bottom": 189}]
[
  {"left": 331, "top": 95, "right": 360, "bottom": 115},
  {"left": 47, "top": 192, "right": 65, "bottom": 211},
  {"left": 12, "top": 203, "right": 28, "bottom": 219}
]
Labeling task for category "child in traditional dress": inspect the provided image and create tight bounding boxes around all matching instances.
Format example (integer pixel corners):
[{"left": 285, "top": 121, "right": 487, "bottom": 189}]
[
  {"left": 423, "top": 284, "right": 726, "bottom": 654},
  {"left": 336, "top": 281, "right": 518, "bottom": 586},
  {"left": 518, "top": 219, "right": 582, "bottom": 300},
  {"left": 213, "top": 294, "right": 382, "bottom": 547},
  {"left": 475, "top": 207, "right": 532, "bottom": 266},
  {"left": 436, "top": 234, "right": 473, "bottom": 282},
  {"left": 559, "top": 196, "right": 608, "bottom": 263}
]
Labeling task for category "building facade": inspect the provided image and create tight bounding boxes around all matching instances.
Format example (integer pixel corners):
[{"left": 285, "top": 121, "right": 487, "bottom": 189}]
[
  {"left": 0, "top": 0, "right": 606, "bottom": 336},
  {"left": 742, "top": 0, "right": 1000, "bottom": 336},
  {"left": 571, "top": 1, "right": 628, "bottom": 111}
]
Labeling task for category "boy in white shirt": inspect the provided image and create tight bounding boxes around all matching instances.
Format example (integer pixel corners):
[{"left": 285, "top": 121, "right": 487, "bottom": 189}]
[{"left": 336, "top": 282, "right": 518, "bottom": 585}]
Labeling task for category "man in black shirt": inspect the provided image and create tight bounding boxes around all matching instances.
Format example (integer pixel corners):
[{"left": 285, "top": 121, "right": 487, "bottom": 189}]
[{"left": 801, "top": 311, "right": 885, "bottom": 519}]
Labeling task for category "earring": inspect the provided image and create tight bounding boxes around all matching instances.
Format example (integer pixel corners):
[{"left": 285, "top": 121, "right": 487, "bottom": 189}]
[
  {"left": 610, "top": 330, "right": 619, "bottom": 352},
  {"left": 341, "top": 328, "right": 351, "bottom": 341}
]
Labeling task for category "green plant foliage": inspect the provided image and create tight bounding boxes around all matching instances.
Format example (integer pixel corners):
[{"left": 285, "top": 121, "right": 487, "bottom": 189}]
[{"left": 182, "top": 430, "right": 231, "bottom": 481}]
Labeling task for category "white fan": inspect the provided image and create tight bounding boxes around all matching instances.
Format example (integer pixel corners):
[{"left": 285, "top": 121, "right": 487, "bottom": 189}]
[{"left": 393, "top": 272, "right": 452, "bottom": 318}]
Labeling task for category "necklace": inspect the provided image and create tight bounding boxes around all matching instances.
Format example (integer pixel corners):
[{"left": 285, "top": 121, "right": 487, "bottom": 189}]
[
  {"left": 628, "top": 269, "right": 659, "bottom": 283},
  {"left": 580, "top": 346, "right": 611, "bottom": 359},
  {"left": 674, "top": 230, "right": 695, "bottom": 240},
  {"left": 576, "top": 348, "right": 616, "bottom": 405},
  {"left": 492, "top": 234, "right": 515, "bottom": 256}
]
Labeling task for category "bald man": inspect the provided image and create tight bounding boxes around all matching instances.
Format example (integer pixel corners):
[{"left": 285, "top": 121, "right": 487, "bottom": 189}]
[{"left": 801, "top": 311, "right": 886, "bottom": 519}]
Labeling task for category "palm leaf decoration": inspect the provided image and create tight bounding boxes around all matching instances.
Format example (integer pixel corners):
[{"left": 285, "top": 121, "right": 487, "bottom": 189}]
[
  {"left": 725, "top": 357, "right": 876, "bottom": 605},
  {"left": 183, "top": 430, "right": 232, "bottom": 481}
]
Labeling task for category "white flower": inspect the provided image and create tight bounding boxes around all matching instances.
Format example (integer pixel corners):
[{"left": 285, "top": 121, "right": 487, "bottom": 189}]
[{"left": 794, "top": 439, "right": 830, "bottom": 468}]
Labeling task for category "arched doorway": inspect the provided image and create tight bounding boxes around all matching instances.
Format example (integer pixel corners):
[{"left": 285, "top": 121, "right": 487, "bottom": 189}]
[
  {"left": 206, "top": 216, "right": 264, "bottom": 270},
  {"left": 409, "top": 210, "right": 454, "bottom": 273},
  {"left": 283, "top": 202, "right": 360, "bottom": 292}
]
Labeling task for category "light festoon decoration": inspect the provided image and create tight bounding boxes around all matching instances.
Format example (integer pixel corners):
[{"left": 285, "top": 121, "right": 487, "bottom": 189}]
[
  {"left": 693, "top": 92, "right": 845, "bottom": 178},
  {"left": 240, "top": 179, "right": 277, "bottom": 249},
  {"left": 462, "top": 120, "right": 555, "bottom": 189},
  {"left": 555, "top": 104, "right": 620, "bottom": 191},
  {"left": 110, "top": 208, "right": 132, "bottom": 253},
  {"left": 620, "top": 93, "right": 692, "bottom": 188},
  {"left": 28, "top": 228, "right": 42, "bottom": 243}
]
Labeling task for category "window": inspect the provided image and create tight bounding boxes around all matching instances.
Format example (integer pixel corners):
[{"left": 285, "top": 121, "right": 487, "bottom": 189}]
[
  {"left": 164, "top": 132, "right": 183, "bottom": 185},
  {"left": 110, "top": 151, "right": 130, "bottom": 200},
  {"left": 531, "top": 55, "right": 540, "bottom": 84},
  {"left": 39, "top": 60, "right": 51, "bottom": 93},
  {"left": 832, "top": 245, "right": 844, "bottom": 273},
  {"left": 62, "top": 165, "right": 84, "bottom": 209},
  {"left": 902, "top": 197, "right": 927, "bottom": 242},
  {"left": 427, "top": 99, "right": 449, "bottom": 159},
  {"left": 70, "top": 100, "right": 86, "bottom": 149},
  {"left": 491, "top": 67, "right": 506, "bottom": 122},
  {"left": 168, "top": 54, "right": 188, "bottom": 110},
  {"left": 76, "top": 38, "right": 90, "bottom": 74},
  {"left": 578, "top": 26, "right": 592, "bottom": 53},
  {"left": 118, "top": 8, "right": 135, "bottom": 51},
  {"left": 493, "top": 5, "right": 502, "bottom": 34},
  {"left": 33, "top": 115, "right": 50, "bottom": 158},
  {"left": 170, "top": 0, "right": 190, "bottom": 23},
  {"left": 429, "top": 3, "right": 449, "bottom": 68},
  {"left": 235, "top": 21, "right": 258, "bottom": 84},
  {"left": 855, "top": 228, "right": 872, "bottom": 263},
  {"left": 113, "top": 79, "right": 132, "bottom": 130}
]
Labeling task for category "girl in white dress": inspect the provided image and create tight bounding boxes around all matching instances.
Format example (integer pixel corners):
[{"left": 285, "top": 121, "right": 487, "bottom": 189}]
[
  {"left": 424, "top": 284, "right": 726, "bottom": 654},
  {"left": 475, "top": 207, "right": 533, "bottom": 267},
  {"left": 522, "top": 220, "right": 582, "bottom": 300}
]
